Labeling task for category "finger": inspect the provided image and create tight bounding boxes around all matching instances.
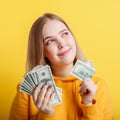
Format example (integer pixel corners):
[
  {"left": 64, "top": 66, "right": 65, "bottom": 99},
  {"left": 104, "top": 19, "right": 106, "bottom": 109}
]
[
  {"left": 84, "top": 78, "right": 95, "bottom": 86},
  {"left": 82, "top": 79, "right": 97, "bottom": 92},
  {"left": 79, "top": 79, "right": 94, "bottom": 95},
  {"left": 36, "top": 83, "right": 48, "bottom": 108},
  {"left": 80, "top": 80, "right": 88, "bottom": 87},
  {"left": 42, "top": 85, "right": 53, "bottom": 106},
  {"left": 47, "top": 91, "right": 55, "bottom": 106},
  {"left": 81, "top": 80, "right": 91, "bottom": 91},
  {"left": 32, "top": 84, "right": 40, "bottom": 103},
  {"left": 80, "top": 81, "right": 84, "bottom": 87},
  {"left": 79, "top": 82, "right": 85, "bottom": 95},
  {"left": 79, "top": 84, "right": 88, "bottom": 95}
]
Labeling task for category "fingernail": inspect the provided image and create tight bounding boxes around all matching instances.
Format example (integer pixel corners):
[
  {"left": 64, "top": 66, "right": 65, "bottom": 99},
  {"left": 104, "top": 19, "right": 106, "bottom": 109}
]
[
  {"left": 44, "top": 82, "right": 48, "bottom": 85},
  {"left": 49, "top": 85, "right": 52, "bottom": 88},
  {"left": 37, "top": 83, "right": 40, "bottom": 87}
]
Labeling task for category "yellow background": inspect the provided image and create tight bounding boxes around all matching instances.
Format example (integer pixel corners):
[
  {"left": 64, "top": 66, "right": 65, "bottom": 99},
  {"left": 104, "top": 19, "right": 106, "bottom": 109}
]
[{"left": 0, "top": 0, "right": 120, "bottom": 119}]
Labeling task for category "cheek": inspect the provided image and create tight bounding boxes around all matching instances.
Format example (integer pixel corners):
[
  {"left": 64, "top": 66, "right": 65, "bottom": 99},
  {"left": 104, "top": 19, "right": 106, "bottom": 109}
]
[
  {"left": 68, "top": 35, "right": 75, "bottom": 44},
  {"left": 44, "top": 46, "right": 56, "bottom": 58},
  {"left": 69, "top": 38, "right": 76, "bottom": 49},
  {"left": 44, "top": 49, "right": 57, "bottom": 63},
  {"left": 70, "top": 40, "right": 77, "bottom": 55}
]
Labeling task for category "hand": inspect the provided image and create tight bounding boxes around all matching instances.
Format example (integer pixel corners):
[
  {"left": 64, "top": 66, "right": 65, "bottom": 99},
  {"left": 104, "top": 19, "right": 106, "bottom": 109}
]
[
  {"left": 79, "top": 78, "right": 98, "bottom": 105},
  {"left": 32, "top": 82, "right": 55, "bottom": 114}
]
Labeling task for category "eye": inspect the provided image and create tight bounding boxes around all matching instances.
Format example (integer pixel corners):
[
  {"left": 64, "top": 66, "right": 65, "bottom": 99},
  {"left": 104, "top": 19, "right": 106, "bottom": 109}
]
[
  {"left": 62, "top": 31, "right": 69, "bottom": 37},
  {"left": 46, "top": 39, "right": 55, "bottom": 45}
]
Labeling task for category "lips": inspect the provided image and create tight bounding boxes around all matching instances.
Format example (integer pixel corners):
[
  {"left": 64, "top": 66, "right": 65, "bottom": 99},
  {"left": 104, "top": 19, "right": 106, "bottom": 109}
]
[{"left": 58, "top": 48, "right": 71, "bottom": 56}]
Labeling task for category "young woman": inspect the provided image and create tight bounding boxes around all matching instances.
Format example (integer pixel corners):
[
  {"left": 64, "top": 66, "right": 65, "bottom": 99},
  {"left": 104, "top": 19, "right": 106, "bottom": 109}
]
[{"left": 9, "top": 13, "right": 114, "bottom": 120}]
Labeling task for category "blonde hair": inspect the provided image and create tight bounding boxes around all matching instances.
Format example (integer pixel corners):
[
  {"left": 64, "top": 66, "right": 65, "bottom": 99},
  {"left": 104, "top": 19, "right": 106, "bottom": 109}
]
[{"left": 26, "top": 13, "right": 86, "bottom": 72}]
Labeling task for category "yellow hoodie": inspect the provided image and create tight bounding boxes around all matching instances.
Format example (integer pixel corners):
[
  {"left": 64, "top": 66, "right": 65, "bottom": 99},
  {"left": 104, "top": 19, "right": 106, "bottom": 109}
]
[{"left": 9, "top": 75, "right": 114, "bottom": 120}]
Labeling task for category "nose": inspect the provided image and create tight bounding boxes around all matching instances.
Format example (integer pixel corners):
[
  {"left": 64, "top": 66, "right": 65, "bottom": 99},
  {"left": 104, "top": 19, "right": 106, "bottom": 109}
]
[{"left": 58, "top": 37, "right": 66, "bottom": 49}]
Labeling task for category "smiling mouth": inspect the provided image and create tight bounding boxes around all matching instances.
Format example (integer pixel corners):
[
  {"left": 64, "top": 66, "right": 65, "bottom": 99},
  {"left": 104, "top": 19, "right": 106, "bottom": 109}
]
[{"left": 58, "top": 48, "right": 71, "bottom": 56}]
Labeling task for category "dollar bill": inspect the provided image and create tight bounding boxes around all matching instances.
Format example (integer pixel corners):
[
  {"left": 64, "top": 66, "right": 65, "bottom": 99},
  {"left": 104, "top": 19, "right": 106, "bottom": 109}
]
[
  {"left": 86, "top": 60, "right": 96, "bottom": 71},
  {"left": 71, "top": 59, "right": 96, "bottom": 80},
  {"left": 31, "top": 65, "right": 61, "bottom": 106},
  {"left": 19, "top": 65, "right": 62, "bottom": 106}
]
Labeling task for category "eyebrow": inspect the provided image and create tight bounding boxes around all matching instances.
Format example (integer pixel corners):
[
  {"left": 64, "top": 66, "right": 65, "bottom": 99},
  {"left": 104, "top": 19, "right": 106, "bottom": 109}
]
[{"left": 44, "top": 29, "right": 68, "bottom": 41}]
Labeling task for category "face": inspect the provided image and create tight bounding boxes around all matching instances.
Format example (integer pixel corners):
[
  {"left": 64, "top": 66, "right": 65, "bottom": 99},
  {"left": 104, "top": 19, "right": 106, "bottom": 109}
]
[{"left": 42, "top": 19, "right": 77, "bottom": 67}]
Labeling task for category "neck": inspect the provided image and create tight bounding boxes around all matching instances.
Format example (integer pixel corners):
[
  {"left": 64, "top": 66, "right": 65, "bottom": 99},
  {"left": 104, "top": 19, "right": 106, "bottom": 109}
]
[{"left": 51, "top": 63, "right": 73, "bottom": 78}]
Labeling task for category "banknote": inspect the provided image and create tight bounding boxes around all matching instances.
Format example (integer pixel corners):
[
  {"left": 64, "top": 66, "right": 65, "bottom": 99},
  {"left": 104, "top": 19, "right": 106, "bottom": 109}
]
[
  {"left": 71, "top": 59, "right": 96, "bottom": 80},
  {"left": 86, "top": 60, "right": 96, "bottom": 71},
  {"left": 19, "top": 65, "right": 62, "bottom": 106}
]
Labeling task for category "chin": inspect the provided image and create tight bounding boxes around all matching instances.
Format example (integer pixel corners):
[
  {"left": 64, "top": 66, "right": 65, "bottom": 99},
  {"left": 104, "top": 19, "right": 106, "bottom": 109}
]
[{"left": 62, "top": 58, "right": 74, "bottom": 65}]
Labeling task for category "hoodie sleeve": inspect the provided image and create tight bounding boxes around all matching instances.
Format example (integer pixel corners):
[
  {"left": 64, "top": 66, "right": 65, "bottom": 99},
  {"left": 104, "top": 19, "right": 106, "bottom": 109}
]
[
  {"left": 80, "top": 77, "right": 114, "bottom": 120},
  {"left": 9, "top": 85, "right": 29, "bottom": 120},
  {"left": 9, "top": 85, "right": 55, "bottom": 120}
]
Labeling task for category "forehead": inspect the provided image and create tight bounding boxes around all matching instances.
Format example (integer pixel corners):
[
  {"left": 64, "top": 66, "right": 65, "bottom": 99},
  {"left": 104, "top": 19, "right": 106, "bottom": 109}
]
[{"left": 42, "top": 19, "right": 68, "bottom": 38}]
